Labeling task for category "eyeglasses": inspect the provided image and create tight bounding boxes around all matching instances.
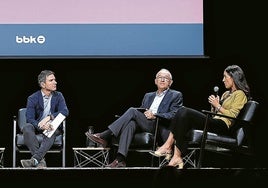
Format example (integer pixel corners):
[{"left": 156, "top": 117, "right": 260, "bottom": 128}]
[{"left": 156, "top": 76, "right": 171, "bottom": 81}]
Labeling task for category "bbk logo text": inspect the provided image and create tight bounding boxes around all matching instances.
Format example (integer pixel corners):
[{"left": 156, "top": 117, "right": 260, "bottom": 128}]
[{"left": 16, "top": 35, "right": 46, "bottom": 44}]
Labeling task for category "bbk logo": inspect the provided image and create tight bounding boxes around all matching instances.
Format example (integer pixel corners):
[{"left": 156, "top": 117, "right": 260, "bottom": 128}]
[{"left": 16, "top": 35, "right": 46, "bottom": 44}]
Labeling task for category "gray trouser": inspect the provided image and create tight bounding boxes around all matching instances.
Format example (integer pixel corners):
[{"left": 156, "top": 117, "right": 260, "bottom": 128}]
[
  {"left": 108, "top": 107, "right": 155, "bottom": 157},
  {"left": 22, "top": 123, "right": 59, "bottom": 162}
]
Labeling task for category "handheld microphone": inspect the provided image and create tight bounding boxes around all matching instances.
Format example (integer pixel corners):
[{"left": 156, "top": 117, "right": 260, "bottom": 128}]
[
  {"left": 213, "top": 86, "right": 219, "bottom": 97},
  {"left": 211, "top": 86, "right": 219, "bottom": 113}
]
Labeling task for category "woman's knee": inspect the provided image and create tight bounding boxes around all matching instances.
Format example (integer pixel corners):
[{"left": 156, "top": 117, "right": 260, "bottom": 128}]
[{"left": 177, "top": 106, "right": 189, "bottom": 117}]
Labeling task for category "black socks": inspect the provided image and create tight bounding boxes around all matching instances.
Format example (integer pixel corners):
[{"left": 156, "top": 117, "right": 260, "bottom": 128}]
[{"left": 116, "top": 153, "right": 126, "bottom": 162}]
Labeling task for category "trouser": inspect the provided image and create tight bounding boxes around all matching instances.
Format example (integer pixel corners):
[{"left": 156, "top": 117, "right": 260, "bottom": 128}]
[
  {"left": 22, "top": 123, "right": 60, "bottom": 162},
  {"left": 108, "top": 107, "right": 155, "bottom": 157}
]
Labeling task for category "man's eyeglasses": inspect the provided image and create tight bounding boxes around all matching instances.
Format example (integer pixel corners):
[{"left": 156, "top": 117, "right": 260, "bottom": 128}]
[{"left": 156, "top": 76, "right": 170, "bottom": 81}]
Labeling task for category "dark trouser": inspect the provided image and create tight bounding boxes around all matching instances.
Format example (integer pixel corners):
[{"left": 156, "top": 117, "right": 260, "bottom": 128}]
[
  {"left": 22, "top": 123, "right": 60, "bottom": 162},
  {"left": 170, "top": 106, "right": 229, "bottom": 155},
  {"left": 108, "top": 107, "right": 156, "bottom": 157}
]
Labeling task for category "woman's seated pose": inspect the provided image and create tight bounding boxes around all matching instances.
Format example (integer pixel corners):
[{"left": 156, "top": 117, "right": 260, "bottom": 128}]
[{"left": 150, "top": 65, "right": 251, "bottom": 169}]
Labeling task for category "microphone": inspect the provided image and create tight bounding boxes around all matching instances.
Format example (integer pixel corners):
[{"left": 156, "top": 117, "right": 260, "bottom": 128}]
[
  {"left": 213, "top": 86, "right": 219, "bottom": 97},
  {"left": 211, "top": 86, "right": 219, "bottom": 113}
]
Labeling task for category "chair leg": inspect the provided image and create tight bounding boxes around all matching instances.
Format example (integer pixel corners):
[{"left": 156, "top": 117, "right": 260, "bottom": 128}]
[
  {"left": 151, "top": 155, "right": 155, "bottom": 167},
  {"left": 197, "top": 114, "right": 210, "bottom": 168},
  {"left": 62, "top": 152, "right": 65, "bottom": 167},
  {"left": 151, "top": 118, "right": 160, "bottom": 167},
  {"left": 13, "top": 118, "right": 17, "bottom": 168},
  {"left": 13, "top": 150, "right": 16, "bottom": 168},
  {"left": 183, "top": 148, "right": 198, "bottom": 168}
]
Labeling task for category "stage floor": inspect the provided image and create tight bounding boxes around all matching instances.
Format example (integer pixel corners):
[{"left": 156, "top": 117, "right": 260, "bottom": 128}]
[{"left": 1, "top": 167, "right": 267, "bottom": 187}]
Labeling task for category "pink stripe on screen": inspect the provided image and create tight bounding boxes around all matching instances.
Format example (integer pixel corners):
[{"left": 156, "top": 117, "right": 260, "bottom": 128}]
[{"left": 0, "top": 0, "right": 202, "bottom": 24}]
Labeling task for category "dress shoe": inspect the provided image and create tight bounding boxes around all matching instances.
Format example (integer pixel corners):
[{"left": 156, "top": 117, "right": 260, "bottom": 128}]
[
  {"left": 149, "top": 150, "right": 172, "bottom": 160},
  {"left": 168, "top": 159, "right": 184, "bottom": 169},
  {"left": 21, "top": 158, "right": 37, "bottom": 168},
  {"left": 85, "top": 132, "right": 108, "bottom": 148},
  {"left": 37, "top": 158, "right": 47, "bottom": 168},
  {"left": 106, "top": 159, "right": 126, "bottom": 168}
]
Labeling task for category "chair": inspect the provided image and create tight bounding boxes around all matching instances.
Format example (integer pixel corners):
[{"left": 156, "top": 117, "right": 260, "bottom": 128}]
[
  {"left": 184, "top": 100, "right": 259, "bottom": 168},
  {"left": 12, "top": 108, "right": 66, "bottom": 168},
  {"left": 111, "top": 116, "right": 161, "bottom": 167}
]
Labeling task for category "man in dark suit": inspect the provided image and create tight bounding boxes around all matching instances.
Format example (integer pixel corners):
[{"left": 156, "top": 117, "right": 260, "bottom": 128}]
[
  {"left": 20, "top": 70, "right": 69, "bottom": 168},
  {"left": 85, "top": 68, "right": 183, "bottom": 167}
]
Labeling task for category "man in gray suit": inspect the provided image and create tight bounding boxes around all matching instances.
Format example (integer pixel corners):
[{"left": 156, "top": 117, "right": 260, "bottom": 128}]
[{"left": 86, "top": 68, "right": 183, "bottom": 167}]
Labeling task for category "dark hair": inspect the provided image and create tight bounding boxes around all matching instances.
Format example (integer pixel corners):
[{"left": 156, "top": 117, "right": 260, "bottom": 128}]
[
  {"left": 38, "top": 70, "right": 55, "bottom": 87},
  {"left": 225, "top": 65, "right": 251, "bottom": 99}
]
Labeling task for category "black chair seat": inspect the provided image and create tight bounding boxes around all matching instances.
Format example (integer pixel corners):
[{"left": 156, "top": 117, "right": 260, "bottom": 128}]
[
  {"left": 187, "top": 129, "right": 237, "bottom": 147},
  {"left": 112, "top": 132, "right": 154, "bottom": 149}
]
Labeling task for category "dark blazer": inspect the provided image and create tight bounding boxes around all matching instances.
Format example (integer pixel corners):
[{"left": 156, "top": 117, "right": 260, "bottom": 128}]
[
  {"left": 26, "top": 90, "right": 69, "bottom": 129},
  {"left": 140, "top": 88, "right": 183, "bottom": 121}
]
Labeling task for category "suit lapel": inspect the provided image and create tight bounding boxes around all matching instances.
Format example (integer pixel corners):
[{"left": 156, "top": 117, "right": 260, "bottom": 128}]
[
  {"left": 158, "top": 89, "right": 170, "bottom": 112},
  {"left": 38, "top": 91, "right": 44, "bottom": 110}
]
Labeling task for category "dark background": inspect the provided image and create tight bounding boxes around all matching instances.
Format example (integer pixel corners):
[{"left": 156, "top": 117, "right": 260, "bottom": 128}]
[{"left": 0, "top": 1, "right": 267, "bottom": 168}]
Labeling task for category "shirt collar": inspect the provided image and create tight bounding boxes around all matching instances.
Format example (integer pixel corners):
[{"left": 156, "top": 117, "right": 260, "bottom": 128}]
[
  {"left": 41, "top": 91, "right": 51, "bottom": 99},
  {"left": 156, "top": 88, "right": 168, "bottom": 97}
]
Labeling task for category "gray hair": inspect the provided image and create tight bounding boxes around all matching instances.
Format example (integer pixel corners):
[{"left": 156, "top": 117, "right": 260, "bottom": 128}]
[
  {"left": 38, "top": 70, "right": 55, "bottom": 87},
  {"left": 156, "top": 68, "right": 173, "bottom": 80}
]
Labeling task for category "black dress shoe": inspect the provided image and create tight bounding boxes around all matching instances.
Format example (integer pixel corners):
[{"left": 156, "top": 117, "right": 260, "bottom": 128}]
[
  {"left": 85, "top": 132, "right": 108, "bottom": 148},
  {"left": 106, "top": 159, "right": 126, "bottom": 168}
]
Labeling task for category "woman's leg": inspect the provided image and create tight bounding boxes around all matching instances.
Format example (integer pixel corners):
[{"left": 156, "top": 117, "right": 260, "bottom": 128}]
[
  {"left": 171, "top": 107, "right": 207, "bottom": 155},
  {"left": 155, "top": 132, "right": 174, "bottom": 153},
  {"left": 149, "top": 132, "right": 174, "bottom": 159},
  {"left": 168, "top": 145, "right": 184, "bottom": 169}
]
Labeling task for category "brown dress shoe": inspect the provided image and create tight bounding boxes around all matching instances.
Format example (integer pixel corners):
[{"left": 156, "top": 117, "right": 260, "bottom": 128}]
[
  {"left": 106, "top": 159, "right": 126, "bottom": 168},
  {"left": 85, "top": 132, "right": 108, "bottom": 148}
]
